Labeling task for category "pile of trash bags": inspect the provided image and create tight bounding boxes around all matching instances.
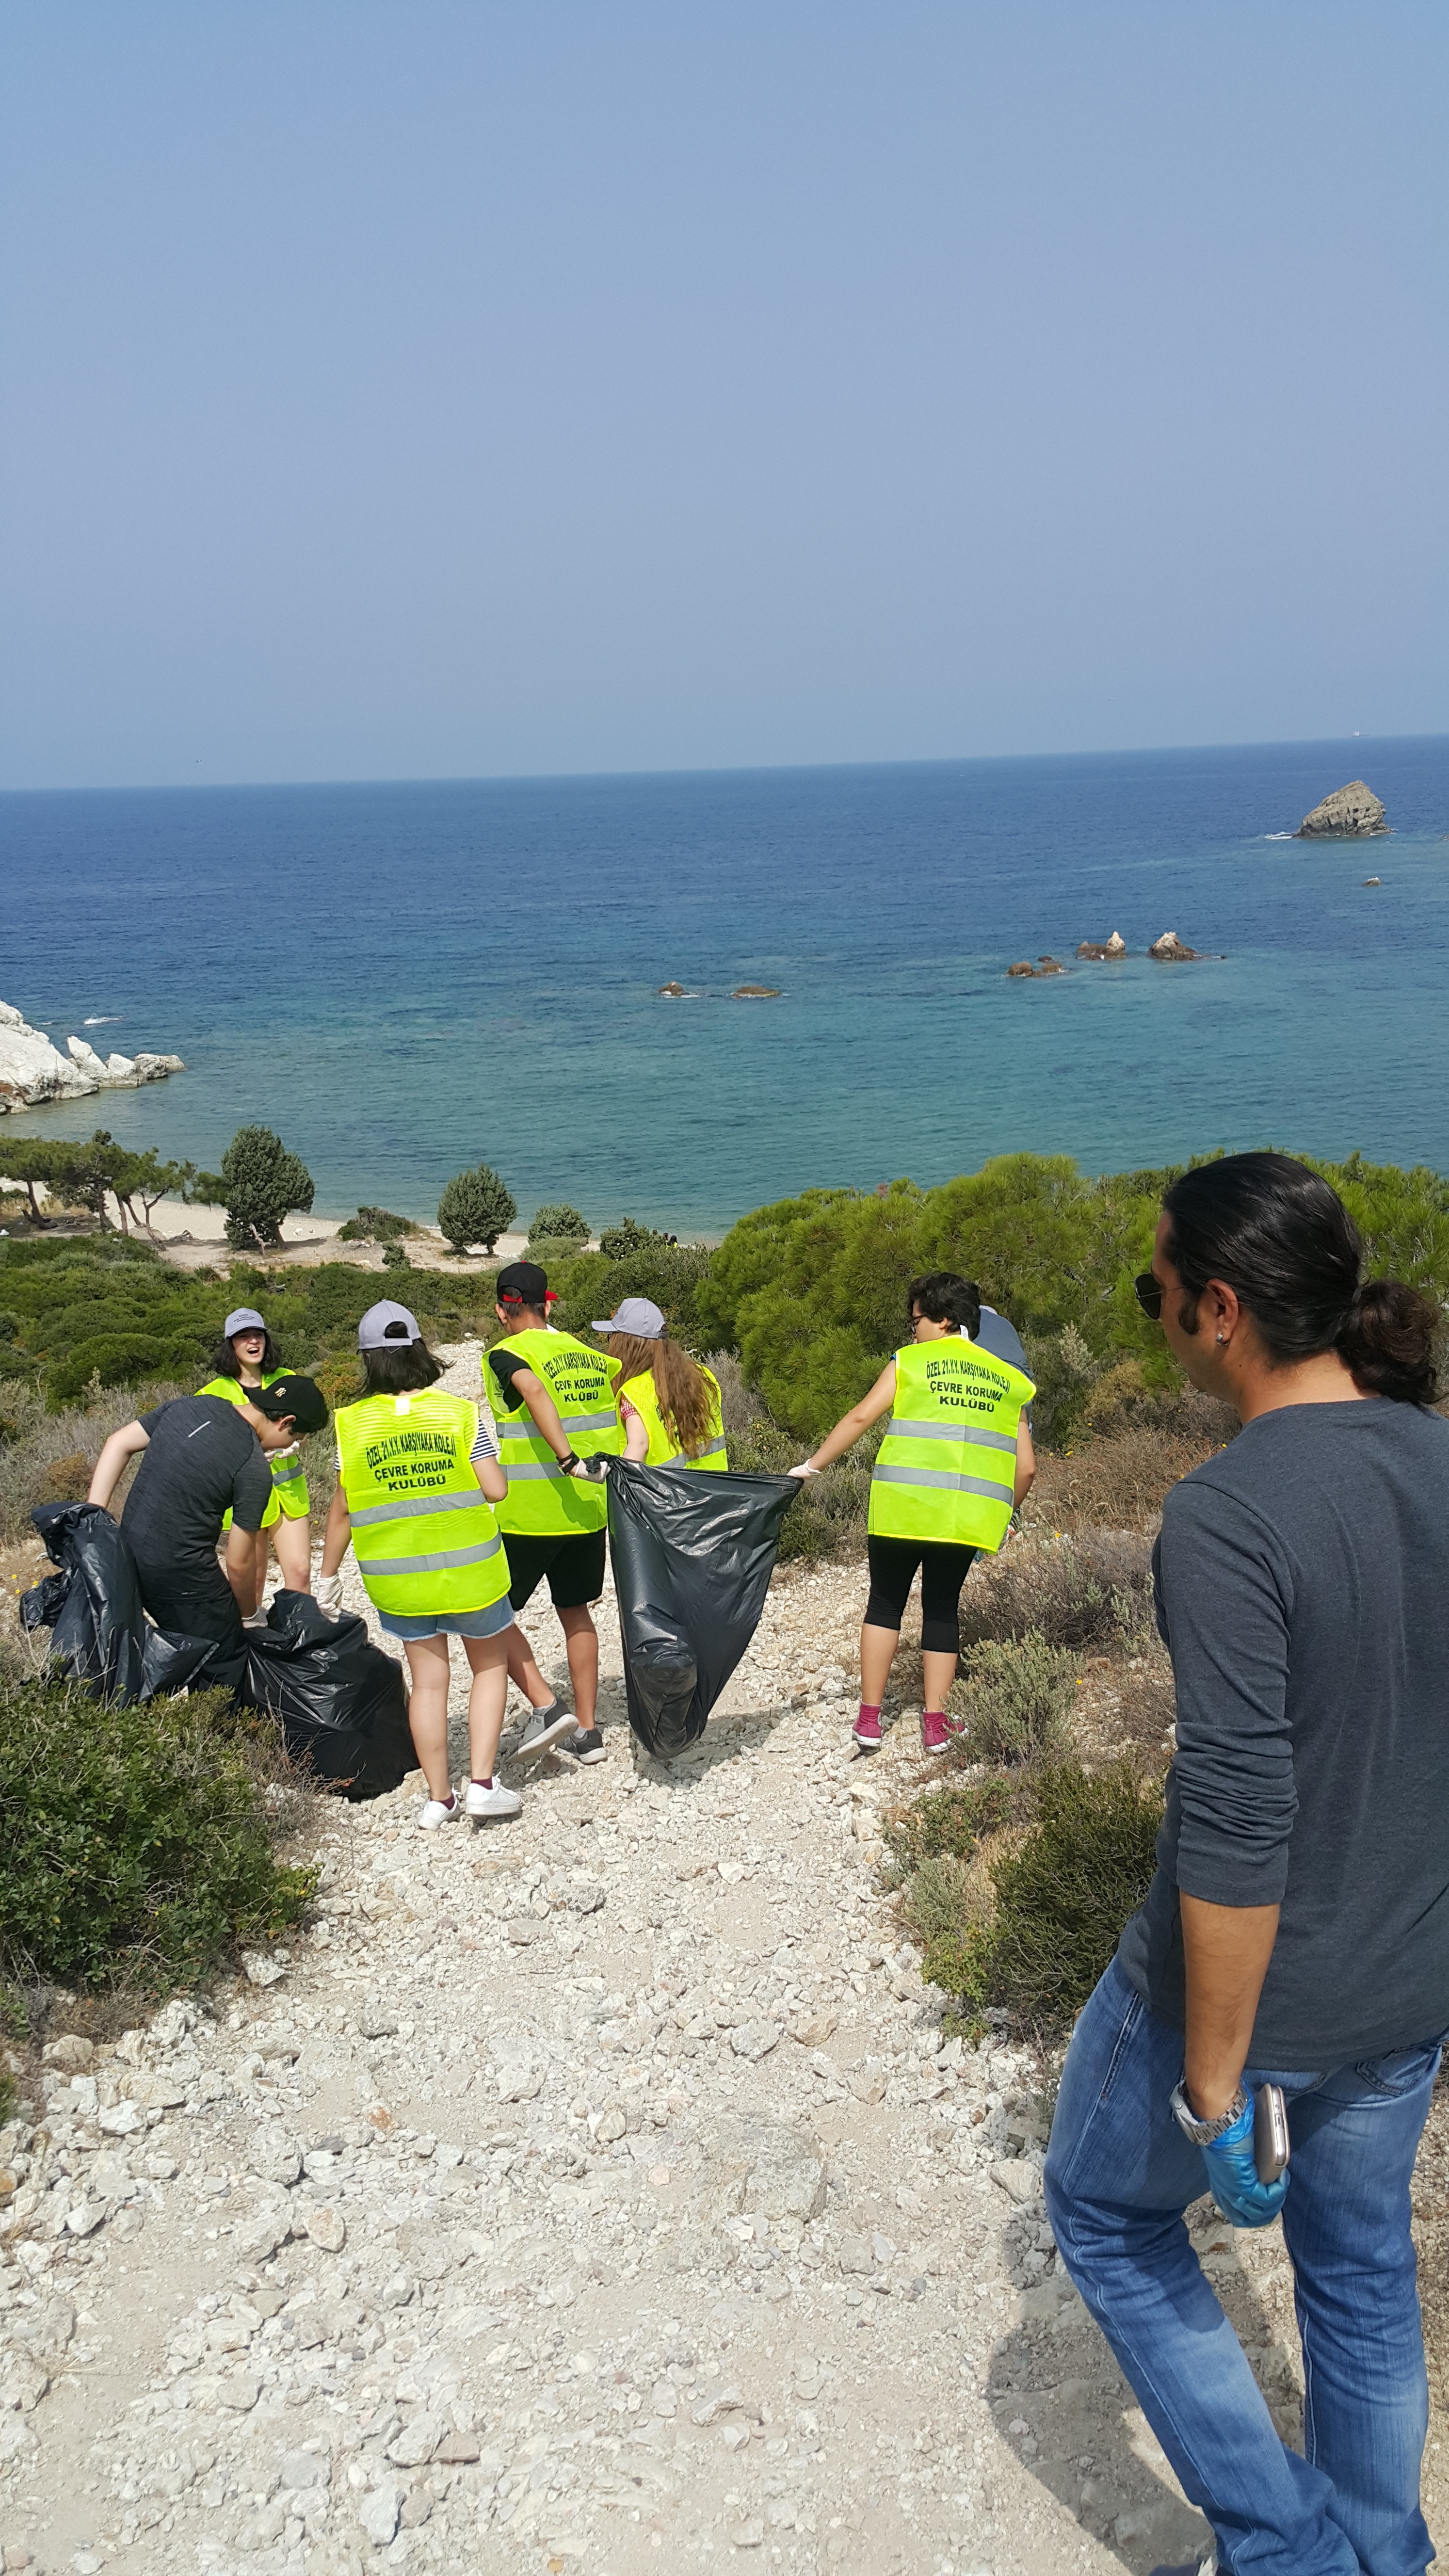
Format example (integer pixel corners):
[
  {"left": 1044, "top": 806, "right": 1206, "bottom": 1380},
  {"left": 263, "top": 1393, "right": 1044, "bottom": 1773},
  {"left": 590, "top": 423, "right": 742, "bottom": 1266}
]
[
  {"left": 21, "top": 1504, "right": 413, "bottom": 1800},
  {"left": 607, "top": 1461, "right": 799, "bottom": 1760}
]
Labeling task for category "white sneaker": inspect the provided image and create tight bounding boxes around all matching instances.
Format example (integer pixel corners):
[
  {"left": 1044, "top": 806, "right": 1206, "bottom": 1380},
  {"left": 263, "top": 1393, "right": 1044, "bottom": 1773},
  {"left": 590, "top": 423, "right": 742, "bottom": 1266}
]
[
  {"left": 465, "top": 1779, "right": 523, "bottom": 1822},
  {"left": 419, "top": 1792, "right": 460, "bottom": 1831}
]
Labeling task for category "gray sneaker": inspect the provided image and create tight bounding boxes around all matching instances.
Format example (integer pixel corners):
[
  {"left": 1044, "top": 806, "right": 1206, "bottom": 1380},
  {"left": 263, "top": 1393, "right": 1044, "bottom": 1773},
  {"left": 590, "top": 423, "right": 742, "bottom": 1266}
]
[
  {"left": 559, "top": 1726, "right": 606, "bottom": 1767},
  {"left": 515, "top": 1701, "right": 575, "bottom": 1759}
]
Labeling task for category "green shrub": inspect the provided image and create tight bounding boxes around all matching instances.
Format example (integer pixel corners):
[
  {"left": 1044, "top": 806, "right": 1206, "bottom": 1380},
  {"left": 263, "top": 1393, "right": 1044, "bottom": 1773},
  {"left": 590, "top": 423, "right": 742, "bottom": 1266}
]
[
  {"left": 549, "top": 1242, "right": 712, "bottom": 1348},
  {"left": 922, "top": 1758, "right": 1164, "bottom": 2037},
  {"left": 380, "top": 1243, "right": 411, "bottom": 1272},
  {"left": 437, "top": 1164, "right": 516, "bottom": 1255},
  {"left": 948, "top": 1632, "right": 1079, "bottom": 1762},
  {"left": 0, "top": 1671, "right": 315, "bottom": 1993},
  {"left": 336, "top": 1207, "right": 417, "bottom": 1243},
  {"left": 959, "top": 1532, "right": 1153, "bottom": 1650},
  {"left": 528, "top": 1203, "right": 589, "bottom": 1247},
  {"left": 597, "top": 1216, "right": 676, "bottom": 1258},
  {"left": 883, "top": 1773, "right": 1013, "bottom": 1877}
]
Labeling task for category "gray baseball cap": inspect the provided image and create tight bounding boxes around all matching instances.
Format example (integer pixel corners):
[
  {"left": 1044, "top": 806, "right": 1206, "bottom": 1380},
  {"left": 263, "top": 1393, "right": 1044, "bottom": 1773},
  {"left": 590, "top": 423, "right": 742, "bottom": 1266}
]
[
  {"left": 223, "top": 1307, "right": 266, "bottom": 1338},
  {"left": 592, "top": 1297, "right": 665, "bottom": 1339},
  {"left": 358, "top": 1299, "right": 423, "bottom": 1350}
]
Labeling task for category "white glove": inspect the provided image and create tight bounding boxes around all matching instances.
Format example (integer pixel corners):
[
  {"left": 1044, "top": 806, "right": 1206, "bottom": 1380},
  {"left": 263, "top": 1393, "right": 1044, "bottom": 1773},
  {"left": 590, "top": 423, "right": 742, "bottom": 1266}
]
[
  {"left": 564, "top": 1452, "right": 610, "bottom": 1482},
  {"left": 788, "top": 1462, "right": 819, "bottom": 1480},
  {"left": 314, "top": 1572, "right": 344, "bottom": 1613}
]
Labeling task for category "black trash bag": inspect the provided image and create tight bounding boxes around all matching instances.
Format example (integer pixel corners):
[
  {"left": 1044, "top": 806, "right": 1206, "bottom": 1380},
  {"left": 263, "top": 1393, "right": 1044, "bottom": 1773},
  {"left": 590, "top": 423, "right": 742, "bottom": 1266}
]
[
  {"left": 607, "top": 1462, "right": 799, "bottom": 1760},
  {"left": 22, "top": 1503, "right": 220, "bottom": 1705},
  {"left": 242, "top": 1590, "right": 415, "bottom": 1800}
]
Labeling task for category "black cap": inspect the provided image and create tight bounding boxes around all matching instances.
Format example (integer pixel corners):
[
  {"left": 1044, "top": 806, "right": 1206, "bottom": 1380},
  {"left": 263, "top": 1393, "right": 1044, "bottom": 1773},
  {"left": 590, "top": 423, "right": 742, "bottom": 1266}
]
[
  {"left": 496, "top": 1260, "right": 554, "bottom": 1307},
  {"left": 246, "top": 1372, "right": 329, "bottom": 1436}
]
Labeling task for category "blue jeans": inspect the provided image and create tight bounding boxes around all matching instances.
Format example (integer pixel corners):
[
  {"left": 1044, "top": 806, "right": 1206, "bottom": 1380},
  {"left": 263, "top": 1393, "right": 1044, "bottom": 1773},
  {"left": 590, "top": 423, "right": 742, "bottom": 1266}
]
[{"left": 1044, "top": 1958, "right": 1443, "bottom": 2576}]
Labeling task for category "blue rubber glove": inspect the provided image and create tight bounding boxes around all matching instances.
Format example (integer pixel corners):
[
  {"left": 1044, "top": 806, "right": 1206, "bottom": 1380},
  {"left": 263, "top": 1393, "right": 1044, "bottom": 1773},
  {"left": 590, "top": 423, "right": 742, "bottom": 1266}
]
[{"left": 1200, "top": 2095, "right": 1289, "bottom": 2229}]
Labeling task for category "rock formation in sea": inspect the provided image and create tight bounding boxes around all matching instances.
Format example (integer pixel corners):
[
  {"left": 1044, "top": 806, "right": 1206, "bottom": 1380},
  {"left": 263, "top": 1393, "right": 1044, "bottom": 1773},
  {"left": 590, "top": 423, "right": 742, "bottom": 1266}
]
[
  {"left": 0, "top": 1000, "right": 185, "bottom": 1112},
  {"left": 1076, "top": 932, "right": 1127, "bottom": 961},
  {"left": 1295, "top": 781, "right": 1387, "bottom": 837},
  {"left": 731, "top": 984, "right": 782, "bottom": 999},
  {"left": 657, "top": 982, "right": 687, "bottom": 998},
  {"left": 1007, "top": 956, "right": 1066, "bottom": 979},
  {"left": 1147, "top": 932, "right": 1203, "bottom": 960}
]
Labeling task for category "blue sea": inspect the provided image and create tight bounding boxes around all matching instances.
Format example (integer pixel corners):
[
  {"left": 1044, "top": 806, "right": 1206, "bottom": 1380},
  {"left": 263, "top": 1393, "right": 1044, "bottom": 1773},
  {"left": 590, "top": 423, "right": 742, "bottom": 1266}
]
[{"left": 3, "top": 736, "right": 1448, "bottom": 1235}]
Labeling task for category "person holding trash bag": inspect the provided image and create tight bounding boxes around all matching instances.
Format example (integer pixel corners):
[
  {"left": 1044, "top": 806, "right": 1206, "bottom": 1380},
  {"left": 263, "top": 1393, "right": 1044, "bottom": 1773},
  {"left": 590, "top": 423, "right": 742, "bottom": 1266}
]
[
  {"left": 199, "top": 1306, "right": 313, "bottom": 1604},
  {"left": 1044, "top": 1154, "right": 1449, "bottom": 2576},
  {"left": 317, "top": 1299, "right": 521, "bottom": 1831},
  {"left": 791, "top": 1272, "right": 1034, "bottom": 1756},
  {"left": 87, "top": 1372, "right": 329, "bottom": 1651},
  {"left": 487, "top": 1261, "right": 627, "bottom": 1767},
  {"left": 593, "top": 1297, "right": 729, "bottom": 1470}
]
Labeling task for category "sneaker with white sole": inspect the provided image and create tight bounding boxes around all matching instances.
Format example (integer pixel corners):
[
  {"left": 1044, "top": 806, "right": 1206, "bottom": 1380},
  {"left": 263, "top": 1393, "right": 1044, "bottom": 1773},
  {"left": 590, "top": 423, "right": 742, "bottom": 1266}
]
[
  {"left": 853, "top": 1709, "right": 883, "bottom": 1753},
  {"left": 558, "top": 1726, "right": 606, "bottom": 1766},
  {"left": 419, "top": 1792, "right": 460, "bottom": 1831},
  {"left": 515, "top": 1702, "right": 576, "bottom": 1759},
  {"left": 920, "top": 1711, "right": 950, "bottom": 1755},
  {"left": 465, "top": 1779, "right": 523, "bottom": 1821}
]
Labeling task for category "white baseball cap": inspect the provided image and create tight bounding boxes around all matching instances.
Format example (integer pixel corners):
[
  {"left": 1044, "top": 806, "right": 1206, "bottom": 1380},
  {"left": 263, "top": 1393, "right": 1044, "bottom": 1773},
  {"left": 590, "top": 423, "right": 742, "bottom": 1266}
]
[
  {"left": 592, "top": 1297, "right": 665, "bottom": 1338},
  {"left": 358, "top": 1299, "right": 423, "bottom": 1350}
]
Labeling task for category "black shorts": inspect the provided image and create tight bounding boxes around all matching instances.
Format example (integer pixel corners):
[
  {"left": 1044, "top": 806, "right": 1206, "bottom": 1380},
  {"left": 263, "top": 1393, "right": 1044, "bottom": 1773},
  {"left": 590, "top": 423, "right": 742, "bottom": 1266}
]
[
  {"left": 505, "top": 1529, "right": 608, "bottom": 1614},
  {"left": 864, "top": 1534, "right": 978, "bottom": 1657},
  {"left": 136, "top": 1568, "right": 245, "bottom": 1650}
]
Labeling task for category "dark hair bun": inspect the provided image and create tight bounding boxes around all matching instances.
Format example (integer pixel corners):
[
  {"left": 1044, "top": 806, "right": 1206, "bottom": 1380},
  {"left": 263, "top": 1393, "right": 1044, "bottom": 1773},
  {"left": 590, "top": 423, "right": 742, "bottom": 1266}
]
[{"left": 1338, "top": 1280, "right": 1441, "bottom": 1406}]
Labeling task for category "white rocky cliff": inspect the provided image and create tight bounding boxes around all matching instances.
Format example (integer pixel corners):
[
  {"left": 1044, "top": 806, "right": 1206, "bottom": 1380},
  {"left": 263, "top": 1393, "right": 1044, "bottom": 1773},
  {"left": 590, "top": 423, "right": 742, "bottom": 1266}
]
[{"left": 0, "top": 1002, "right": 184, "bottom": 1112}]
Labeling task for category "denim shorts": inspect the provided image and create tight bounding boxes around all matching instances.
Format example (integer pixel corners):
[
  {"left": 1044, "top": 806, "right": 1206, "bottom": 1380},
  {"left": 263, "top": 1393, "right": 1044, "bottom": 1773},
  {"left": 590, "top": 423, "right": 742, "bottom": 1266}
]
[{"left": 378, "top": 1597, "right": 516, "bottom": 1642}]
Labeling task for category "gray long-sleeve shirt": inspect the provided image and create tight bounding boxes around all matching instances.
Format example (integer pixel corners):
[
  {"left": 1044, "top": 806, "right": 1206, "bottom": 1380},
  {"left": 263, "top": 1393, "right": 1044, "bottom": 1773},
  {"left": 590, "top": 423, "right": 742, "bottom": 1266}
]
[{"left": 1116, "top": 1397, "right": 1449, "bottom": 2068}]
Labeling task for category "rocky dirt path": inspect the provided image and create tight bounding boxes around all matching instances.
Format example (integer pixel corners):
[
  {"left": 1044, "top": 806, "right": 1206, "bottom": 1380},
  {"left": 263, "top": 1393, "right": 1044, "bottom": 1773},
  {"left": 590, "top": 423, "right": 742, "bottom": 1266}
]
[{"left": 5, "top": 1346, "right": 1427, "bottom": 2576}]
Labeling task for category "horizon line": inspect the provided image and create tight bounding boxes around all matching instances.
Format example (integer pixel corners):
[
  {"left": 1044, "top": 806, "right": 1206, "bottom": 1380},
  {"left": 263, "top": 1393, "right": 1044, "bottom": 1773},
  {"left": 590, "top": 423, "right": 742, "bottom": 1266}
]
[{"left": 1, "top": 726, "right": 1444, "bottom": 802}]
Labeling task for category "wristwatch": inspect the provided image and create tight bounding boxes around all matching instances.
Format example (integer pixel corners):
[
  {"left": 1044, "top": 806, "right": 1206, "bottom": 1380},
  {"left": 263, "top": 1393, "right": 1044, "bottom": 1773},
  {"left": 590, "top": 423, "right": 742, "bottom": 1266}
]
[{"left": 1170, "top": 2079, "right": 1249, "bottom": 2145}]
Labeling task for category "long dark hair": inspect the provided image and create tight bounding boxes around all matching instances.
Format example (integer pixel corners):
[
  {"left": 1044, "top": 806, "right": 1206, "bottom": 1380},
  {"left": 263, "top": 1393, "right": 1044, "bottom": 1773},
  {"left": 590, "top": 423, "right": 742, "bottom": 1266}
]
[
  {"left": 1162, "top": 1152, "right": 1440, "bottom": 1405},
  {"left": 210, "top": 1328, "right": 283, "bottom": 1378},
  {"left": 357, "top": 1342, "right": 444, "bottom": 1398},
  {"left": 908, "top": 1272, "right": 982, "bottom": 1336}
]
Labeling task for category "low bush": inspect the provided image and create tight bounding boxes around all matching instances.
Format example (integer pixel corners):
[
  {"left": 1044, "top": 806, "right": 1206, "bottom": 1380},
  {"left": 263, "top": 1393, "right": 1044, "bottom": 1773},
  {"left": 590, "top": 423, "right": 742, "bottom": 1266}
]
[
  {"left": 883, "top": 1773, "right": 1014, "bottom": 1878},
  {"left": 1030, "top": 1418, "right": 1232, "bottom": 1533},
  {"left": 960, "top": 1531, "right": 1154, "bottom": 1651},
  {"left": 528, "top": 1203, "right": 589, "bottom": 1247},
  {"left": 920, "top": 1758, "right": 1164, "bottom": 2038},
  {"left": 336, "top": 1207, "right": 417, "bottom": 1243},
  {"left": 0, "top": 1380, "right": 189, "bottom": 1544},
  {"left": 948, "top": 1632, "right": 1079, "bottom": 1764},
  {"left": 0, "top": 1666, "right": 315, "bottom": 1994}
]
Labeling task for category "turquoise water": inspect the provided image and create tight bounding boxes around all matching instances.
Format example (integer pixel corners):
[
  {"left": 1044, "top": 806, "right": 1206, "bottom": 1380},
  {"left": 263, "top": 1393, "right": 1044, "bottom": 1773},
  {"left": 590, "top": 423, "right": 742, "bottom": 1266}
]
[{"left": 2, "top": 735, "right": 1447, "bottom": 1233}]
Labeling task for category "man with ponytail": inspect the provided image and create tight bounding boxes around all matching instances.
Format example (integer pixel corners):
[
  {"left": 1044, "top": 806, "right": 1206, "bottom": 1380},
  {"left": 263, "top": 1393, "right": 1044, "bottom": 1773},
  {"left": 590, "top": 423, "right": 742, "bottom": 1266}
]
[{"left": 1046, "top": 1152, "right": 1448, "bottom": 2576}]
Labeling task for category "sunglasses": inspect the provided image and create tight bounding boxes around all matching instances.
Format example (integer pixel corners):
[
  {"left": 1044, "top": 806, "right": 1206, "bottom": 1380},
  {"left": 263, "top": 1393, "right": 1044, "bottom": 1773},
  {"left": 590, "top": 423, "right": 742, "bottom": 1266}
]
[{"left": 1133, "top": 1272, "right": 1164, "bottom": 1321}]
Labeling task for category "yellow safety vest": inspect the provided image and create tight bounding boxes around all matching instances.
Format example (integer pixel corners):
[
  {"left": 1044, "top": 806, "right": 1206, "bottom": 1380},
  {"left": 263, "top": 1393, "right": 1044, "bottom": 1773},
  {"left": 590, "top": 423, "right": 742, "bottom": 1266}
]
[
  {"left": 868, "top": 1336, "right": 1034, "bottom": 1552},
  {"left": 489, "top": 1327, "right": 625, "bottom": 1536},
  {"left": 335, "top": 1388, "right": 511, "bottom": 1620},
  {"left": 620, "top": 1364, "right": 728, "bottom": 1470},
  {"left": 199, "top": 1369, "right": 312, "bottom": 1528}
]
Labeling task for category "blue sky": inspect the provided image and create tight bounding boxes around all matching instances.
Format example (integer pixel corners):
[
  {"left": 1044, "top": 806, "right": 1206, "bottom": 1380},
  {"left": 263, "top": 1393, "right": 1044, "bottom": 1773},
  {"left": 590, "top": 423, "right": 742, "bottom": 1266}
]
[{"left": 1, "top": 2, "right": 1445, "bottom": 789}]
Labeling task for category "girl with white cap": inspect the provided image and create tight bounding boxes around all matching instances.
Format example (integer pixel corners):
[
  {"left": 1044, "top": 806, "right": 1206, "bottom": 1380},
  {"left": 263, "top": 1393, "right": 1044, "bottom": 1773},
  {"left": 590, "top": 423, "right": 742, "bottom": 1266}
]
[
  {"left": 317, "top": 1299, "right": 521, "bottom": 1829},
  {"left": 199, "top": 1306, "right": 314, "bottom": 1604},
  {"left": 594, "top": 1298, "right": 729, "bottom": 1470}
]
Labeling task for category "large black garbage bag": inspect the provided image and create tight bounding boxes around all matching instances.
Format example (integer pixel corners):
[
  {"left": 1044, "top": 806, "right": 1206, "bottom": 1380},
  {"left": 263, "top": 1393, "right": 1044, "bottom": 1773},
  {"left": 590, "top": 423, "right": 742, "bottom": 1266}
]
[
  {"left": 607, "top": 1463, "right": 799, "bottom": 1760},
  {"left": 22, "top": 1503, "right": 220, "bottom": 1704},
  {"left": 243, "top": 1590, "right": 415, "bottom": 1799}
]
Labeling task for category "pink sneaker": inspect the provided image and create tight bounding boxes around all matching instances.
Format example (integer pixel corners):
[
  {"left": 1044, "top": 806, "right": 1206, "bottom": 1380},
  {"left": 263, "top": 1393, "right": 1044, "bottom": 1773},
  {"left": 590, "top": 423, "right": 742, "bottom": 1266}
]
[
  {"left": 921, "top": 1711, "right": 950, "bottom": 1755},
  {"left": 853, "top": 1707, "right": 883, "bottom": 1753}
]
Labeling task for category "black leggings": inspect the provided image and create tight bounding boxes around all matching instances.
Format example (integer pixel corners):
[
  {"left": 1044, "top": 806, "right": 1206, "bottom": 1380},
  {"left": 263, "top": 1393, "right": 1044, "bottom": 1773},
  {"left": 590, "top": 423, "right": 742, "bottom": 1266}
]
[{"left": 864, "top": 1534, "right": 978, "bottom": 1657}]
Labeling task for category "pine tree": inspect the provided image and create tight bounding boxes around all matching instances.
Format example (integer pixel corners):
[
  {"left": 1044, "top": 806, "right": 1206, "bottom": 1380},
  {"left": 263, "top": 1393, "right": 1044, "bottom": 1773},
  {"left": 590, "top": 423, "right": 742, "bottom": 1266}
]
[{"left": 437, "top": 1164, "right": 516, "bottom": 1255}]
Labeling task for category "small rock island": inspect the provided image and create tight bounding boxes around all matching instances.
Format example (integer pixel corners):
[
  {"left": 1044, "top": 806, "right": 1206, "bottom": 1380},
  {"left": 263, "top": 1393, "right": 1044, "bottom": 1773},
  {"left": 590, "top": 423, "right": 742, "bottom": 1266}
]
[
  {"left": 1076, "top": 932, "right": 1127, "bottom": 961},
  {"left": 731, "top": 984, "right": 781, "bottom": 999},
  {"left": 1007, "top": 956, "right": 1066, "bottom": 979},
  {"left": 1296, "top": 781, "right": 1387, "bottom": 838},
  {"left": 1147, "top": 932, "right": 1204, "bottom": 961}
]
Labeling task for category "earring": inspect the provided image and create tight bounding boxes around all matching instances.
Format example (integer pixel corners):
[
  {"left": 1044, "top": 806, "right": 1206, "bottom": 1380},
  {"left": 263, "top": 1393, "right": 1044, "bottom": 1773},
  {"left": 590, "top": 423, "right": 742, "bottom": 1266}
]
[{"left": 1216, "top": 1332, "right": 1228, "bottom": 1345}]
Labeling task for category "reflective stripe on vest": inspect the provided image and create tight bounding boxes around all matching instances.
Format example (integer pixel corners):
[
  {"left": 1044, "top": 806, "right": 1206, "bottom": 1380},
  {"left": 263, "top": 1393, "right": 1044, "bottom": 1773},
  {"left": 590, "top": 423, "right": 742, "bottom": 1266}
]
[
  {"left": 336, "top": 1389, "right": 512, "bottom": 1619},
  {"left": 619, "top": 1365, "right": 728, "bottom": 1471},
  {"left": 867, "top": 1336, "right": 1034, "bottom": 1554},
  {"left": 490, "top": 1327, "right": 626, "bottom": 1535}
]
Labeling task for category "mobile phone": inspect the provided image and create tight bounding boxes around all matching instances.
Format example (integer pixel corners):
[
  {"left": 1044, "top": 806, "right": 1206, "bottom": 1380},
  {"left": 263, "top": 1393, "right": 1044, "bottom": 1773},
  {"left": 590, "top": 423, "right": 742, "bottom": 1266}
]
[{"left": 1254, "top": 2082, "right": 1289, "bottom": 2184}]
